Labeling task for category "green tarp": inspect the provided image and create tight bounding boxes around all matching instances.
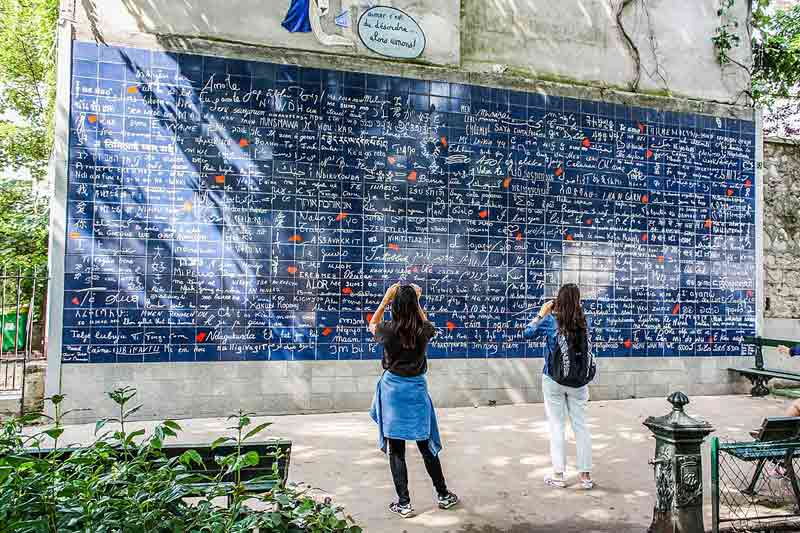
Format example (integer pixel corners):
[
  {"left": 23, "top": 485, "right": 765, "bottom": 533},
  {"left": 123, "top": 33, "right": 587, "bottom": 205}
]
[{"left": 1, "top": 308, "right": 28, "bottom": 352}]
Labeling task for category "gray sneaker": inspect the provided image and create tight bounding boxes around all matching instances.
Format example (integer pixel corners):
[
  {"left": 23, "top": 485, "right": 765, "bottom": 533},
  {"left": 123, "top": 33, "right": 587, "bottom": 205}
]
[
  {"left": 389, "top": 501, "right": 414, "bottom": 518},
  {"left": 438, "top": 491, "right": 459, "bottom": 510}
]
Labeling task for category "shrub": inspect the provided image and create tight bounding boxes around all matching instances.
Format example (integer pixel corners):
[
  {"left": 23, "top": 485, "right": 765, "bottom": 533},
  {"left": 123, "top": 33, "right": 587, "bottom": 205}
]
[{"left": 0, "top": 388, "right": 362, "bottom": 533}]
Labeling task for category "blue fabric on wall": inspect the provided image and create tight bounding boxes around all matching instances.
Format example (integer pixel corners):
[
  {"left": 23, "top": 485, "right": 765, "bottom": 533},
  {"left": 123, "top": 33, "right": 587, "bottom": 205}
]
[
  {"left": 282, "top": 0, "right": 312, "bottom": 33},
  {"left": 369, "top": 370, "right": 442, "bottom": 457}
]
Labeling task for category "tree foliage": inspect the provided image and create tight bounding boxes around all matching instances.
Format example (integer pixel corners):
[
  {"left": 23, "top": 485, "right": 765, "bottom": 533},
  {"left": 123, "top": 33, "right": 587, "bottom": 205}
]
[
  {"left": 0, "top": 0, "right": 56, "bottom": 319},
  {"left": 0, "top": 179, "right": 48, "bottom": 272},
  {"left": 716, "top": 0, "right": 800, "bottom": 138},
  {"left": 0, "top": 179, "right": 48, "bottom": 327},
  {"left": 753, "top": 2, "right": 800, "bottom": 137},
  {"left": 752, "top": 1, "right": 800, "bottom": 104},
  {"left": 0, "top": 0, "right": 58, "bottom": 179}
]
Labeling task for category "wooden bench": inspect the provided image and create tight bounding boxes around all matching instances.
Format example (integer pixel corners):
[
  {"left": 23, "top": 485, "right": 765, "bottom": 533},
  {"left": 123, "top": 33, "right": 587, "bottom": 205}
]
[
  {"left": 712, "top": 417, "right": 800, "bottom": 531},
  {"left": 729, "top": 336, "right": 800, "bottom": 397},
  {"left": 727, "top": 417, "right": 800, "bottom": 500},
  {"left": 27, "top": 439, "right": 291, "bottom": 505}
]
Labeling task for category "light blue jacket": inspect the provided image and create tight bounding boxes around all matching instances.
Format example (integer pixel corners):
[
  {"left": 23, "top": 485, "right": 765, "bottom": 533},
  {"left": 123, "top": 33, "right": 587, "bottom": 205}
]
[{"left": 523, "top": 314, "right": 557, "bottom": 376}]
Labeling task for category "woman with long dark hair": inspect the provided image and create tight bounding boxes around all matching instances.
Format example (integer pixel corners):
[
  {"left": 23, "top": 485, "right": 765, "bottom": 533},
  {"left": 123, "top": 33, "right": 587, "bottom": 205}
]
[
  {"left": 524, "top": 283, "right": 595, "bottom": 489},
  {"left": 368, "top": 282, "right": 459, "bottom": 518}
]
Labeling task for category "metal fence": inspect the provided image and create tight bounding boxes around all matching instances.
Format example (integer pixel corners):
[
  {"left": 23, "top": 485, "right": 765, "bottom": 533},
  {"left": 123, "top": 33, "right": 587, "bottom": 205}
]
[
  {"left": 712, "top": 437, "right": 800, "bottom": 532},
  {"left": 0, "top": 267, "right": 48, "bottom": 395}
]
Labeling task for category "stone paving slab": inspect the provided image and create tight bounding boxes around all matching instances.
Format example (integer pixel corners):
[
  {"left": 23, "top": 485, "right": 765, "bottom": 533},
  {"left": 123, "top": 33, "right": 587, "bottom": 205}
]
[{"left": 46, "top": 394, "right": 791, "bottom": 532}]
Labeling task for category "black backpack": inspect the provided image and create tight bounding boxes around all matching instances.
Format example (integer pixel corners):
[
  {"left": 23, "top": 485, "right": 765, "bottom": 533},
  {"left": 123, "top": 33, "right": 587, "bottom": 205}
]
[{"left": 548, "top": 327, "right": 596, "bottom": 388}]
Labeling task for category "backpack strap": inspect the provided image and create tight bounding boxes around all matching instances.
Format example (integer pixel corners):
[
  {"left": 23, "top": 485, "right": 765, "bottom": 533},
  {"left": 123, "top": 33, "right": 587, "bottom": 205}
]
[{"left": 556, "top": 331, "right": 571, "bottom": 377}]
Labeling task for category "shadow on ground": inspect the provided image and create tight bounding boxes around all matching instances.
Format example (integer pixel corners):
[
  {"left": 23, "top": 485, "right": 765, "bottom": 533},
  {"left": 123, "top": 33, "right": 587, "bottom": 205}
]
[{"left": 456, "top": 517, "right": 646, "bottom": 533}]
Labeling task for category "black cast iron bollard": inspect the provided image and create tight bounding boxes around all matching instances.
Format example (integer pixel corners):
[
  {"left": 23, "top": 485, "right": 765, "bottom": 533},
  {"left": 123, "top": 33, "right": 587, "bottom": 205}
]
[{"left": 643, "top": 392, "right": 715, "bottom": 533}]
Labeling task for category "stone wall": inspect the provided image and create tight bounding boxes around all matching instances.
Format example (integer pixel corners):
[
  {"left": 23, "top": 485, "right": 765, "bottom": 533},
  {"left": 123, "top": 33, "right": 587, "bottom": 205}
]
[{"left": 764, "top": 138, "right": 800, "bottom": 320}]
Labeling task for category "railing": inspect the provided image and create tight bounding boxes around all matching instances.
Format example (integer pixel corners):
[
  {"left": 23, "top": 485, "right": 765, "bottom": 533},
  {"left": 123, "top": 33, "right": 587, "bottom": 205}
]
[
  {"left": 0, "top": 267, "right": 48, "bottom": 396},
  {"left": 712, "top": 436, "right": 800, "bottom": 533}
]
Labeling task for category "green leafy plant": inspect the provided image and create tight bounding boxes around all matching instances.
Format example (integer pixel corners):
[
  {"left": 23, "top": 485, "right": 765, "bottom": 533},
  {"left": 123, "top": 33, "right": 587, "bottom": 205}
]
[
  {"left": 0, "top": 388, "right": 362, "bottom": 533},
  {"left": 713, "top": 0, "right": 742, "bottom": 66},
  {"left": 713, "top": 0, "right": 800, "bottom": 137}
]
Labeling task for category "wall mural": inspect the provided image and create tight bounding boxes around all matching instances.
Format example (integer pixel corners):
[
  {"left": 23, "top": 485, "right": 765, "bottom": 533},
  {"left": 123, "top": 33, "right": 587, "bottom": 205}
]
[{"left": 62, "top": 42, "right": 757, "bottom": 363}]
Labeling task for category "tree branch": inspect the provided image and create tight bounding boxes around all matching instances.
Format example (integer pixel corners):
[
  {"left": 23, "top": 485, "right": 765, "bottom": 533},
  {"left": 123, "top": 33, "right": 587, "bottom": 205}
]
[
  {"left": 616, "top": 0, "right": 642, "bottom": 92},
  {"left": 10, "top": 32, "right": 45, "bottom": 115},
  {"left": 641, "top": 0, "right": 670, "bottom": 92}
]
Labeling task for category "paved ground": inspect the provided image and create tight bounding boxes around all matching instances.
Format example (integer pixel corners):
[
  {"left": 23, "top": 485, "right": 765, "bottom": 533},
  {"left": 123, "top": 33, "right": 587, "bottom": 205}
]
[{"left": 50, "top": 393, "right": 791, "bottom": 532}]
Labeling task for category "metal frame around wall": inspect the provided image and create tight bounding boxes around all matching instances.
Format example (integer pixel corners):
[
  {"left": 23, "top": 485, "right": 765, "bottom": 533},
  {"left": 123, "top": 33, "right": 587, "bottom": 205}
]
[
  {"left": 755, "top": 109, "right": 765, "bottom": 337},
  {"left": 43, "top": 7, "right": 73, "bottom": 415}
]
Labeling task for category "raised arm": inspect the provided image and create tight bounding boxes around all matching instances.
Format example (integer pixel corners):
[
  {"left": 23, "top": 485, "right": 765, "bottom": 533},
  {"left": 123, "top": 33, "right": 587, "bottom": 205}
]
[
  {"left": 369, "top": 283, "right": 400, "bottom": 335},
  {"left": 523, "top": 300, "right": 554, "bottom": 339}
]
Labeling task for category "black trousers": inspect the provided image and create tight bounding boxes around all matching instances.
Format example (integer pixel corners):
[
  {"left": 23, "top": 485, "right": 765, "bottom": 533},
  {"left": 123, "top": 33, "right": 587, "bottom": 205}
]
[{"left": 387, "top": 438, "right": 448, "bottom": 505}]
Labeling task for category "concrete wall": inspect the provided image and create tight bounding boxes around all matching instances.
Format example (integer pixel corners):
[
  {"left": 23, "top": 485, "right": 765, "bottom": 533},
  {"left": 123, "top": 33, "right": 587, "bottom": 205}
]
[
  {"left": 461, "top": 0, "right": 751, "bottom": 104},
  {"left": 62, "top": 357, "right": 749, "bottom": 422},
  {"left": 48, "top": 0, "right": 761, "bottom": 422},
  {"left": 75, "top": 0, "right": 751, "bottom": 104},
  {"left": 78, "top": 0, "right": 461, "bottom": 66}
]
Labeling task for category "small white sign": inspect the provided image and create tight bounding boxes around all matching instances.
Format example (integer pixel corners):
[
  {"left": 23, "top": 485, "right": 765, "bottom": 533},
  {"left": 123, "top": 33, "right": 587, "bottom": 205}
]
[{"left": 357, "top": 6, "right": 425, "bottom": 59}]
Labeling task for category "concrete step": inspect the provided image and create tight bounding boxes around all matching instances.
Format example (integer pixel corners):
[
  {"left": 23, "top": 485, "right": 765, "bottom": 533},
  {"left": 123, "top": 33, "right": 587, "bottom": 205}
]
[{"left": 0, "top": 392, "right": 21, "bottom": 420}]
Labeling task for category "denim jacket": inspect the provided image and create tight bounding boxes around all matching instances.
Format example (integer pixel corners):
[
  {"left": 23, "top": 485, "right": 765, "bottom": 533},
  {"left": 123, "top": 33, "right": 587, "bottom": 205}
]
[
  {"left": 524, "top": 314, "right": 594, "bottom": 379},
  {"left": 523, "top": 314, "right": 557, "bottom": 376}
]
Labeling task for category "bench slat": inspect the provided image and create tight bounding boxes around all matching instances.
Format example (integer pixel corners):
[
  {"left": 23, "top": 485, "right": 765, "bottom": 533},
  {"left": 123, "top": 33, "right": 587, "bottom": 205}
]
[
  {"left": 723, "top": 447, "right": 800, "bottom": 461},
  {"left": 744, "top": 336, "right": 800, "bottom": 348},
  {"left": 728, "top": 368, "right": 800, "bottom": 381}
]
